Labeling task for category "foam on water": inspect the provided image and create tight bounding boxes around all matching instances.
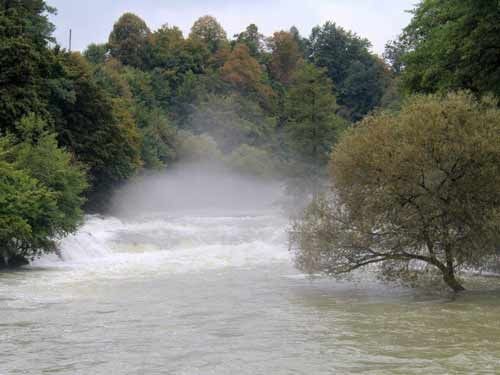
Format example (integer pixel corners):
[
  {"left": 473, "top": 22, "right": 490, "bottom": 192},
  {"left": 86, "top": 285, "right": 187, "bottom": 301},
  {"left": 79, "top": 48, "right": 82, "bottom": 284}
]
[{"left": 33, "top": 211, "right": 290, "bottom": 277}]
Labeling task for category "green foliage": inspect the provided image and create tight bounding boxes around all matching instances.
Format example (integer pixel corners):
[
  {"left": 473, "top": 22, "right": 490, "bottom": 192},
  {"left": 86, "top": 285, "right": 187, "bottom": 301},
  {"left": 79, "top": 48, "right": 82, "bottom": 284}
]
[
  {"left": 0, "top": 159, "right": 58, "bottom": 263},
  {"left": 135, "top": 108, "right": 177, "bottom": 169},
  {"left": 176, "top": 130, "right": 222, "bottom": 162},
  {"left": 189, "top": 15, "right": 227, "bottom": 54},
  {"left": 398, "top": 0, "right": 500, "bottom": 97},
  {"left": 226, "top": 144, "right": 275, "bottom": 177},
  {"left": 267, "top": 31, "right": 303, "bottom": 85},
  {"left": 12, "top": 114, "right": 88, "bottom": 232},
  {"left": 308, "top": 22, "right": 389, "bottom": 121},
  {"left": 151, "top": 25, "right": 209, "bottom": 86},
  {"left": 108, "top": 13, "right": 152, "bottom": 69},
  {"left": 84, "top": 43, "right": 108, "bottom": 65},
  {"left": 292, "top": 92, "right": 500, "bottom": 291},
  {"left": 0, "top": 114, "right": 87, "bottom": 265},
  {"left": 0, "top": 0, "right": 56, "bottom": 132},
  {"left": 188, "top": 94, "right": 275, "bottom": 153},
  {"left": 234, "top": 24, "right": 264, "bottom": 58},
  {"left": 284, "top": 64, "right": 345, "bottom": 166},
  {"left": 50, "top": 53, "right": 141, "bottom": 205}
]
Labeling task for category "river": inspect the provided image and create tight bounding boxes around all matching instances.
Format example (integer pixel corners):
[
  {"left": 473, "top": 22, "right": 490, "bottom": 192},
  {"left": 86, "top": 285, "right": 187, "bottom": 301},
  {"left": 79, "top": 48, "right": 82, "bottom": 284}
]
[{"left": 1, "top": 170, "right": 500, "bottom": 374}]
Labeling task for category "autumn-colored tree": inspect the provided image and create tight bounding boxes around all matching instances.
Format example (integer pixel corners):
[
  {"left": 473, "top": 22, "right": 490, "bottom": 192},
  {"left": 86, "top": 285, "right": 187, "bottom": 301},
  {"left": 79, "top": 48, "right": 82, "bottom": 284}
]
[
  {"left": 220, "top": 44, "right": 263, "bottom": 93},
  {"left": 268, "top": 31, "right": 303, "bottom": 85},
  {"left": 189, "top": 15, "right": 227, "bottom": 54},
  {"left": 292, "top": 93, "right": 500, "bottom": 292},
  {"left": 108, "top": 13, "right": 152, "bottom": 69}
]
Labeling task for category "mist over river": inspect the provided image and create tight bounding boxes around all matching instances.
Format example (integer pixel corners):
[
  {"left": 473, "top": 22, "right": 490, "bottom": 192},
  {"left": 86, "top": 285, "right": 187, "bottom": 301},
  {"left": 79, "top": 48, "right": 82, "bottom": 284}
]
[{"left": 1, "top": 166, "right": 500, "bottom": 374}]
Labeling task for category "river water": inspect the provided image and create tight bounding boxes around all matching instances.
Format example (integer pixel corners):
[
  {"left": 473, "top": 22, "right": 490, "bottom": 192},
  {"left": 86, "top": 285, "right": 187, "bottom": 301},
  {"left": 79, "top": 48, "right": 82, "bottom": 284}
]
[{"left": 1, "top": 172, "right": 500, "bottom": 374}]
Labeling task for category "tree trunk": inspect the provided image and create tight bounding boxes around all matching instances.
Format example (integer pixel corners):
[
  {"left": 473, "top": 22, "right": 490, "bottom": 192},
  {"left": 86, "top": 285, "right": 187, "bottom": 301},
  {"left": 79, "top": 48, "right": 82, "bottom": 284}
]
[
  {"left": 442, "top": 267, "right": 465, "bottom": 292},
  {"left": 440, "top": 245, "right": 465, "bottom": 292}
]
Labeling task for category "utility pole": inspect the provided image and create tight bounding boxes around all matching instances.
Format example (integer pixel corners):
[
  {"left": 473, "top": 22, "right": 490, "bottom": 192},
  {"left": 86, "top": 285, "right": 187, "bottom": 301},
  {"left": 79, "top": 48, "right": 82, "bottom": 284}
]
[{"left": 69, "top": 29, "right": 72, "bottom": 52}]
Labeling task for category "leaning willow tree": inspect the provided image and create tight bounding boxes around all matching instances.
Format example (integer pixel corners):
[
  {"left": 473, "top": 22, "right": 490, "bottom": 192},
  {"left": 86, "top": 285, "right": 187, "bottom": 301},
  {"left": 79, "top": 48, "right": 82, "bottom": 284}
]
[{"left": 291, "top": 92, "right": 500, "bottom": 291}]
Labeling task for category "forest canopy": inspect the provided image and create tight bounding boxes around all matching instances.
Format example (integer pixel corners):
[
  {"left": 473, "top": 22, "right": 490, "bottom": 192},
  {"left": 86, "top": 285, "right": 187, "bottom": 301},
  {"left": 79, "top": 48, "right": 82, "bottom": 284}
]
[
  {"left": 0, "top": 0, "right": 395, "bottom": 266},
  {"left": 4, "top": 0, "right": 497, "bottom": 289}
]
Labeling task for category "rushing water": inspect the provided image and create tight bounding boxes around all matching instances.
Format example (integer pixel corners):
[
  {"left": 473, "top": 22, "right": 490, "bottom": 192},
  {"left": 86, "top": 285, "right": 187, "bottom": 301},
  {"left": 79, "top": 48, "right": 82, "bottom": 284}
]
[{"left": 1, "top": 179, "right": 500, "bottom": 374}]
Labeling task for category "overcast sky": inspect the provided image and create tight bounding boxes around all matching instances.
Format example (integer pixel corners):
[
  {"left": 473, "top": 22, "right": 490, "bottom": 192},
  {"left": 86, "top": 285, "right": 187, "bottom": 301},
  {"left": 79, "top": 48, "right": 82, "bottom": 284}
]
[{"left": 48, "top": 0, "right": 416, "bottom": 55}]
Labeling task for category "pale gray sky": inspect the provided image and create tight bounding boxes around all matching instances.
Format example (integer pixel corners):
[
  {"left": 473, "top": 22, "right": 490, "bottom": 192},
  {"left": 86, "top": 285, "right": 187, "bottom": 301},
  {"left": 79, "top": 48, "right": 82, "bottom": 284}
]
[{"left": 48, "top": 0, "right": 416, "bottom": 55}]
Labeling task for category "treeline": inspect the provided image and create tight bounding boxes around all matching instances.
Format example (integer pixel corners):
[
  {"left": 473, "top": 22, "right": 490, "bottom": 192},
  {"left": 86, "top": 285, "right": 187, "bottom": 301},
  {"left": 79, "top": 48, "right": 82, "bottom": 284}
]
[
  {"left": 293, "top": 0, "right": 500, "bottom": 291},
  {"left": 0, "top": 0, "right": 396, "bottom": 265}
]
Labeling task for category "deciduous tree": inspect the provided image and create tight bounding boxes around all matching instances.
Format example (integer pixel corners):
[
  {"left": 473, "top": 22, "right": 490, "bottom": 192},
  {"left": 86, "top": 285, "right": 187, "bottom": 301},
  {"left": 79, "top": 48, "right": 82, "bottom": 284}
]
[
  {"left": 397, "top": 0, "right": 500, "bottom": 97},
  {"left": 189, "top": 15, "right": 227, "bottom": 54},
  {"left": 268, "top": 31, "right": 303, "bottom": 85},
  {"left": 108, "top": 13, "right": 152, "bottom": 69},
  {"left": 291, "top": 92, "right": 500, "bottom": 292}
]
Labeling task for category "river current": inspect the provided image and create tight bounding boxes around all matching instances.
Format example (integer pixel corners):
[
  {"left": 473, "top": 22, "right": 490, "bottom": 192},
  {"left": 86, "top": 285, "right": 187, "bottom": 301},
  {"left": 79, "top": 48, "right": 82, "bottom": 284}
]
[{"left": 1, "top": 171, "right": 500, "bottom": 374}]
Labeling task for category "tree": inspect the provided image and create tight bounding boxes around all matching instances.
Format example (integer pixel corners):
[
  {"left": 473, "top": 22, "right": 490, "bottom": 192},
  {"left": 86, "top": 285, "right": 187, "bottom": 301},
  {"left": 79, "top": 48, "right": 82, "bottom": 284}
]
[
  {"left": 108, "top": 13, "right": 151, "bottom": 69},
  {"left": 267, "top": 31, "right": 303, "bottom": 85},
  {"left": 84, "top": 43, "right": 109, "bottom": 65},
  {"left": 398, "top": 0, "right": 500, "bottom": 97},
  {"left": 308, "top": 22, "right": 388, "bottom": 121},
  {"left": 234, "top": 24, "right": 264, "bottom": 58},
  {"left": 0, "top": 0, "right": 56, "bottom": 132},
  {"left": 282, "top": 63, "right": 347, "bottom": 197},
  {"left": 0, "top": 159, "right": 57, "bottom": 266},
  {"left": 189, "top": 15, "right": 227, "bottom": 54},
  {"left": 188, "top": 94, "right": 275, "bottom": 153},
  {"left": 0, "top": 114, "right": 87, "bottom": 266},
  {"left": 151, "top": 24, "right": 209, "bottom": 75},
  {"left": 383, "top": 39, "right": 407, "bottom": 75},
  {"left": 176, "top": 131, "right": 222, "bottom": 162},
  {"left": 135, "top": 107, "right": 177, "bottom": 169},
  {"left": 49, "top": 53, "right": 141, "bottom": 206},
  {"left": 220, "top": 44, "right": 263, "bottom": 93},
  {"left": 284, "top": 64, "right": 345, "bottom": 170},
  {"left": 291, "top": 92, "right": 500, "bottom": 292},
  {"left": 226, "top": 144, "right": 275, "bottom": 177},
  {"left": 289, "top": 26, "right": 308, "bottom": 57},
  {"left": 12, "top": 114, "right": 88, "bottom": 234}
]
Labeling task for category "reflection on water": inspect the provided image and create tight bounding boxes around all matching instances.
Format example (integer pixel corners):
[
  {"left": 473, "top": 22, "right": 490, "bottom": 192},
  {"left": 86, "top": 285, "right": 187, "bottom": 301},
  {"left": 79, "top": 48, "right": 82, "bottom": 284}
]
[{"left": 1, "top": 213, "right": 500, "bottom": 374}]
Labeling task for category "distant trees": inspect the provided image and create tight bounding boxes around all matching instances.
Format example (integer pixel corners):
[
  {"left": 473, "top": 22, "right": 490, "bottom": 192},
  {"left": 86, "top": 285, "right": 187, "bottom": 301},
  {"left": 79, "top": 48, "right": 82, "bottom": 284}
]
[
  {"left": 189, "top": 15, "right": 228, "bottom": 53},
  {"left": 234, "top": 24, "right": 264, "bottom": 58},
  {"left": 1, "top": 1, "right": 404, "bottom": 266},
  {"left": 221, "top": 44, "right": 265, "bottom": 94},
  {"left": 108, "top": 13, "right": 152, "bottom": 69},
  {"left": 394, "top": 0, "right": 500, "bottom": 97},
  {"left": 188, "top": 94, "right": 275, "bottom": 153},
  {"left": 50, "top": 53, "right": 142, "bottom": 206},
  {"left": 291, "top": 93, "right": 500, "bottom": 291},
  {"left": 308, "top": 22, "right": 388, "bottom": 121},
  {"left": 283, "top": 63, "right": 346, "bottom": 193},
  {"left": 268, "top": 31, "right": 303, "bottom": 85},
  {"left": 0, "top": 0, "right": 56, "bottom": 132}
]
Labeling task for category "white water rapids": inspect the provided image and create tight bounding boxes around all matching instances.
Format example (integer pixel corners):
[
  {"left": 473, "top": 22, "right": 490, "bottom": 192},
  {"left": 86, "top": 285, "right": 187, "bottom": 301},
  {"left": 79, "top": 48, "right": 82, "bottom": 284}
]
[{"left": 2, "top": 166, "right": 500, "bottom": 374}]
